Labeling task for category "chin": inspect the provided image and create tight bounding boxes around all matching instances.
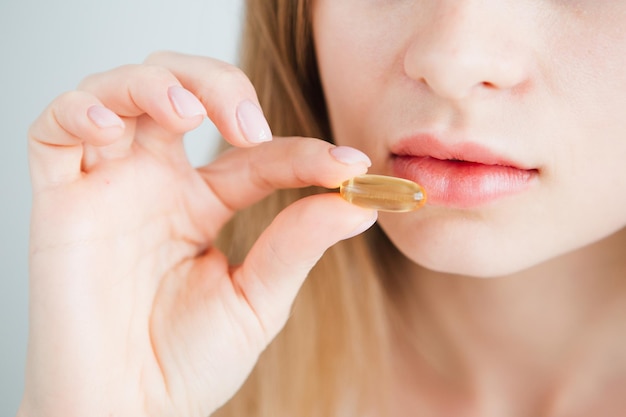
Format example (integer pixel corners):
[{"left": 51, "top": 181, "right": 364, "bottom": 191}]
[
  {"left": 409, "top": 250, "right": 538, "bottom": 279},
  {"left": 378, "top": 215, "right": 554, "bottom": 279}
]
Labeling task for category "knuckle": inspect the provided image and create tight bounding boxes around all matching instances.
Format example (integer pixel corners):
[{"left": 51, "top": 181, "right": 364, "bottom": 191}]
[
  {"left": 134, "top": 63, "right": 177, "bottom": 86},
  {"left": 76, "top": 68, "right": 117, "bottom": 90},
  {"left": 27, "top": 118, "right": 43, "bottom": 142},
  {"left": 194, "top": 63, "right": 257, "bottom": 110},
  {"left": 55, "top": 90, "right": 88, "bottom": 107},
  {"left": 213, "top": 63, "right": 253, "bottom": 91},
  {"left": 78, "top": 63, "right": 178, "bottom": 92},
  {"left": 51, "top": 91, "right": 93, "bottom": 124},
  {"left": 144, "top": 52, "right": 258, "bottom": 100},
  {"left": 29, "top": 90, "right": 97, "bottom": 142},
  {"left": 37, "top": 91, "right": 85, "bottom": 130},
  {"left": 27, "top": 105, "right": 57, "bottom": 145},
  {"left": 143, "top": 49, "right": 176, "bottom": 65}
]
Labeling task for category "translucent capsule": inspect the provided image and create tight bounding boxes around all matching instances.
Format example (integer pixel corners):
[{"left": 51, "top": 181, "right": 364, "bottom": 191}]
[{"left": 339, "top": 174, "right": 427, "bottom": 212}]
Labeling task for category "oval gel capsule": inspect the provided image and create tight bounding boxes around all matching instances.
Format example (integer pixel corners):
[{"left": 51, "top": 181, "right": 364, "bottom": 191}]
[{"left": 340, "top": 174, "right": 426, "bottom": 212}]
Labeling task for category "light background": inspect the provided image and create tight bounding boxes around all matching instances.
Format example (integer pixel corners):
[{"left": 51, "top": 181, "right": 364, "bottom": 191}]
[{"left": 0, "top": 1, "right": 244, "bottom": 414}]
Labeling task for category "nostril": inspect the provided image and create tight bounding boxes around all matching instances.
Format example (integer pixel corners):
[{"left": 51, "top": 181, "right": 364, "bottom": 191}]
[{"left": 403, "top": 27, "right": 530, "bottom": 100}]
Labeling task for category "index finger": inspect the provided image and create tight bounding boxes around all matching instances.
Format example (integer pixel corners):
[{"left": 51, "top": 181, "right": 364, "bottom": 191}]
[
  {"left": 189, "top": 138, "right": 372, "bottom": 242},
  {"left": 144, "top": 51, "right": 272, "bottom": 147},
  {"left": 199, "top": 137, "right": 372, "bottom": 210}
]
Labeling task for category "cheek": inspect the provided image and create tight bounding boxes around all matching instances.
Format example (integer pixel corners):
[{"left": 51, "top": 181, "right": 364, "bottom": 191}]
[
  {"left": 543, "top": 11, "right": 626, "bottom": 244},
  {"left": 314, "top": 2, "right": 626, "bottom": 276},
  {"left": 313, "top": 4, "right": 404, "bottom": 158},
  {"left": 316, "top": 44, "right": 382, "bottom": 138}
]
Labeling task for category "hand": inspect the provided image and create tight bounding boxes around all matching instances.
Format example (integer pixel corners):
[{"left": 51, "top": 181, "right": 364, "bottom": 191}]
[{"left": 20, "top": 51, "right": 376, "bottom": 417}]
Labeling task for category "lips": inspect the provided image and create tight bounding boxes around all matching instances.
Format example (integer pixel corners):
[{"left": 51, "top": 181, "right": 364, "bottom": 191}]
[{"left": 391, "top": 135, "right": 538, "bottom": 208}]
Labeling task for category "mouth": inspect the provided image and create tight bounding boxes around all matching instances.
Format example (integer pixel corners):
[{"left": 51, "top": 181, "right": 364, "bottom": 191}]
[{"left": 390, "top": 135, "right": 539, "bottom": 208}]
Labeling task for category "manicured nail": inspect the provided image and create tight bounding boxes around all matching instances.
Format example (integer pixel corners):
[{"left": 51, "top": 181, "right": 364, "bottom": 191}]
[
  {"left": 342, "top": 211, "right": 378, "bottom": 240},
  {"left": 330, "top": 146, "right": 372, "bottom": 166},
  {"left": 236, "top": 100, "right": 272, "bottom": 143},
  {"left": 168, "top": 86, "right": 207, "bottom": 119},
  {"left": 87, "top": 105, "right": 124, "bottom": 129}
]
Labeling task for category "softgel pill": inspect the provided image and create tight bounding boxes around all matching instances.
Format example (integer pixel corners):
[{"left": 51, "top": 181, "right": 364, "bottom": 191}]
[{"left": 340, "top": 174, "right": 426, "bottom": 212}]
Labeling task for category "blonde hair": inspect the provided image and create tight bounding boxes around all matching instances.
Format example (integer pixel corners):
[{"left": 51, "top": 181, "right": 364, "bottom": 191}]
[{"left": 215, "top": 1, "right": 403, "bottom": 415}]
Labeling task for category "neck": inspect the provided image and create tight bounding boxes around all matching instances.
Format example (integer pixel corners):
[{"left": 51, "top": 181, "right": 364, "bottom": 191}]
[{"left": 388, "top": 228, "right": 626, "bottom": 416}]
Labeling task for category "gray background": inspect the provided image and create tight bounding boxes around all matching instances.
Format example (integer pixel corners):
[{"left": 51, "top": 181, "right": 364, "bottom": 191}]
[{"left": 0, "top": 1, "right": 244, "bottom": 414}]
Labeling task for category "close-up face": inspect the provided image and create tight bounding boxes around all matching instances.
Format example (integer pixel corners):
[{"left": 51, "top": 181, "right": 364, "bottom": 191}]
[{"left": 312, "top": 0, "right": 626, "bottom": 277}]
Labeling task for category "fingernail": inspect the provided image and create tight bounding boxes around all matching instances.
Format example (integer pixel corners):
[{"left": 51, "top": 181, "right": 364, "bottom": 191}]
[
  {"left": 236, "top": 100, "right": 272, "bottom": 143},
  {"left": 168, "top": 85, "right": 207, "bottom": 119},
  {"left": 87, "top": 105, "right": 124, "bottom": 129},
  {"left": 343, "top": 211, "right": 378, "bottom": 240},
  {"left": 330, "top": 146, "right": 372, "bottom": 166}
]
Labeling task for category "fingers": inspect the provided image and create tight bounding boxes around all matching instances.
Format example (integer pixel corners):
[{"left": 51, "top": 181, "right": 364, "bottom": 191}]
[
  {"left": 78, "top": 65, "right": 209, "bottom": 163},
  {"left": 234, "top": 193, "right": 378, "bottom": 339},
  {"left": 30, "top": 52, "right": 273, "bottom": 189},
  {"left": 199, "top": 138, "right": 373, "bottom": 214},
  {"left": 29, "top": 66, "right": 210, "bottom": 188},
  {"left": 80, "top": 52, "right": 272, "bottom": 147},
  {"left": 28, "top": 91, "right": 126, "bottom": 188},
  {"left": 78, "top": 64, "right": 208, "bottom": 136},
  {"left": 145, "top": 51, "right": 272, "bottom": 147}
]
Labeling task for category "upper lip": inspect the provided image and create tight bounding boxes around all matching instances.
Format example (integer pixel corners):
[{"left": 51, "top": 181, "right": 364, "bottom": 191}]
[{"left": 391, "top": 134, "right": 534, "bottom": 170}]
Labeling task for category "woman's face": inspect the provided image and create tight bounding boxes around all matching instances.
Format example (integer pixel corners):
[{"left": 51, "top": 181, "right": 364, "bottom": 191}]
[{"left": 312, "top": 0, "right": 626, "bottom": 277}]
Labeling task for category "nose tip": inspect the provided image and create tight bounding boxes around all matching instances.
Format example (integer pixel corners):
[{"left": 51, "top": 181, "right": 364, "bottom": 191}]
[
  {"left": 403, "top": 6, "right": 530, "bottom": 101},
  {"left": 407, "top": 50, "right": 528, "bottom": 100}
]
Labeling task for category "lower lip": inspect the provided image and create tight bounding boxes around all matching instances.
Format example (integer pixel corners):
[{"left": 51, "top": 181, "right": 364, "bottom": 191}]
[{"left": 392, "top": 156, "right": 537, "bottom": 208}]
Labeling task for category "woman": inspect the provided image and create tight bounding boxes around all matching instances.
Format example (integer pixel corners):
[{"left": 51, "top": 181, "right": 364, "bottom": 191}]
[{"left": 20, "top": 0, "right": 626, "bottom": 416}]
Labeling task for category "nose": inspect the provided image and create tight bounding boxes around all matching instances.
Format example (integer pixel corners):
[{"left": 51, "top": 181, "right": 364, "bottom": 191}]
[{"left": 404, "top": 1, "right": 530, "bottom": 100}]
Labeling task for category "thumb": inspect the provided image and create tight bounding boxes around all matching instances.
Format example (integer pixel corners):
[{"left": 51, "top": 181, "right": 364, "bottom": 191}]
[{"left": 232, "top": 193, "right": 377, "bottom": 340}]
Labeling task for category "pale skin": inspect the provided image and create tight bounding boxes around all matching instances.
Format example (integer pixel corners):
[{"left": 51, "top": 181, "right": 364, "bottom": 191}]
[
  {"left": 21, "top": 2, "right": 626, "bottom": 417},
  {"left": 313, "top": 0, "right": 626, "bottom": 416},
  {"left": 20, "top": 52, "right": 376, "bottom": 417}
]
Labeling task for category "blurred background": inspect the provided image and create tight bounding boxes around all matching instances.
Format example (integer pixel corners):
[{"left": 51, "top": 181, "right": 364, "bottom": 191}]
[{"left": 0, "top": 0, "right": 243, "bottom": 414}]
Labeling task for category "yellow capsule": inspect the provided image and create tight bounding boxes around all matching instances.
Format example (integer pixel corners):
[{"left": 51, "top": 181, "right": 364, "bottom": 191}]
[{"left": 339, "top": 174, "right": 427, "bottom": 212}]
